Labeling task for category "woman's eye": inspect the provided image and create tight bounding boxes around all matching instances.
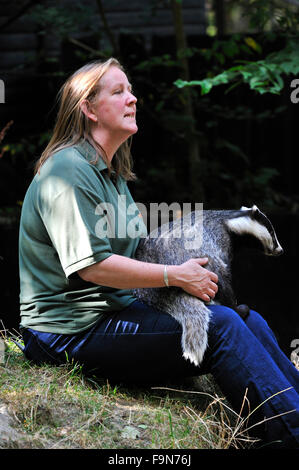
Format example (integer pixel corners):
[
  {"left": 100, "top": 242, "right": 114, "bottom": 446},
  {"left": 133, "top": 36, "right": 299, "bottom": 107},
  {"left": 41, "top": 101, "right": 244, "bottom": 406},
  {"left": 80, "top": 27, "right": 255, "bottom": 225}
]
[{"left": 113, "top": 89, "right": 122, "bottom": 94}]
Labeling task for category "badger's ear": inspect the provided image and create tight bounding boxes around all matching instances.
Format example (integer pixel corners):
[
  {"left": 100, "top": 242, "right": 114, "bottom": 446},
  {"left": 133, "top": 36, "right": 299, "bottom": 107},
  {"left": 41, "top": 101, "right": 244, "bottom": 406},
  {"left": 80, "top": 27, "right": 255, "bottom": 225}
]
[{"left": 240, "top": 205, "right": 259, "bottom": 212}]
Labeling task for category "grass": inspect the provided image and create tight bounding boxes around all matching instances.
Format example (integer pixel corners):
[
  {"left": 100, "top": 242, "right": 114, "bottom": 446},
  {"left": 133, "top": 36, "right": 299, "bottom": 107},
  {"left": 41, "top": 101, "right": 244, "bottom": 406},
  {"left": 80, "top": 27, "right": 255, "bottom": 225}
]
[{"left": 0, "top": 330, "right": 297, "bottom": 450}]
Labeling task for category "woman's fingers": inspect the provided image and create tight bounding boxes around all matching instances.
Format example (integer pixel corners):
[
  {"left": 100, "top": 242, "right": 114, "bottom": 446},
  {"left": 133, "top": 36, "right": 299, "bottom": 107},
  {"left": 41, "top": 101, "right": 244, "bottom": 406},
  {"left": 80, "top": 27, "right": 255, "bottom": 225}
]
[
  {"left": 202, "top": 294, "right": 211, "bottom": 302},
  {"left": 183, "top": 258, "right": 219, "bottom": 301},
  {"left": 196, "top": 257, "right": 209, "bottom": 265},
  {"left": 207, "top": 286, "right": 217, "bottom": 298},
  {"left": 194, "top": 258, "right": 218, "bottom": 283},
  {"left": 209, "top": 281, "right": 218, "bottom": 296}
]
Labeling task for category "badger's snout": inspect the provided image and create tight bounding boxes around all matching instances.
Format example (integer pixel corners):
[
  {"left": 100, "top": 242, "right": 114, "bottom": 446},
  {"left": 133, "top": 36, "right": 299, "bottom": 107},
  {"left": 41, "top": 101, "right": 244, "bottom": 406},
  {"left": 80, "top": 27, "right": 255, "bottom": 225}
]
[
  {"left": 273, "top": 245, "right": 284, "bottom": 256},
  {"left": 266, "top": 245, "right": 284, "bottom": 256}
]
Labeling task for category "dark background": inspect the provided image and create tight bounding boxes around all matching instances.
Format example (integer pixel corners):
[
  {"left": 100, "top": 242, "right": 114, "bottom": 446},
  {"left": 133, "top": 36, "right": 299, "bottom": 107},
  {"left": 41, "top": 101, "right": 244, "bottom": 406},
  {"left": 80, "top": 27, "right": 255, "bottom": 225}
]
[{"left": 0, "top": 0, "right": 298, "bottom": 357}]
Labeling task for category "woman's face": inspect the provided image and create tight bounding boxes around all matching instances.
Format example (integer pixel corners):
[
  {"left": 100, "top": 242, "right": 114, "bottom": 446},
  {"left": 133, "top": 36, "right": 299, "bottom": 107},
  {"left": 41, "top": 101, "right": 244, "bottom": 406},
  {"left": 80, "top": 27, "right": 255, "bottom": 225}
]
[{"left": 91, "top": 66, "right": 138, "bottom": 141}]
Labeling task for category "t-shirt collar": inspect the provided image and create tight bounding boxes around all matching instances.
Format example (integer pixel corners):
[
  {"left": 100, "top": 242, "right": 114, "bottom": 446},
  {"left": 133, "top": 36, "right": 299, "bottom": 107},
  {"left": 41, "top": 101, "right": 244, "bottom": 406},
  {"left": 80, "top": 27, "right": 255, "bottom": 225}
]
[{"left": 74, "top": 138, "right": 108, "bottom": 172}]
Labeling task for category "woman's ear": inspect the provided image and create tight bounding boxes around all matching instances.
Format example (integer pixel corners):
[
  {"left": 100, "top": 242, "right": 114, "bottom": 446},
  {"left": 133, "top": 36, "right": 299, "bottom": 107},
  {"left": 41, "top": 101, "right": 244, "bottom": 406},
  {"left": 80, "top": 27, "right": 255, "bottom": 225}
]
[{"left": 80, "top": 99, "right": 98, "bottom": 123}]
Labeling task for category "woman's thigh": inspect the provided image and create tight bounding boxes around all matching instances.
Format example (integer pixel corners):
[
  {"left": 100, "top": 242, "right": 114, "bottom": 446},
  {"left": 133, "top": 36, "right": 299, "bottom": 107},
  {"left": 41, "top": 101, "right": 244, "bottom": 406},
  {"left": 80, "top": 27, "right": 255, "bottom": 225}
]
[{"left": 22, "top": 300, "right": 200, "bottom": 382}]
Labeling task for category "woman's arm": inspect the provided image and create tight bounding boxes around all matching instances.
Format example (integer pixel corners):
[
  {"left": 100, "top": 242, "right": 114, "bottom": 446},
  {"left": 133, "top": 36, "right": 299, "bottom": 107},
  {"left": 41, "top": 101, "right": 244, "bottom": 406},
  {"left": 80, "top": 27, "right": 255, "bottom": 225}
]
[{"left": 78, "top": 254, "right": 218, "bottom": 302}]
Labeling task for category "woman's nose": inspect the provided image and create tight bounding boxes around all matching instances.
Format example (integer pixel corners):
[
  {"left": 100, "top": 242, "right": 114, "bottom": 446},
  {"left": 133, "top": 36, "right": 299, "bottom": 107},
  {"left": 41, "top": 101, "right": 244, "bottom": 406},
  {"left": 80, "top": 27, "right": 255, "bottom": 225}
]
[{"left": 127, "top": 91, "right": 137, "bottom": 104}]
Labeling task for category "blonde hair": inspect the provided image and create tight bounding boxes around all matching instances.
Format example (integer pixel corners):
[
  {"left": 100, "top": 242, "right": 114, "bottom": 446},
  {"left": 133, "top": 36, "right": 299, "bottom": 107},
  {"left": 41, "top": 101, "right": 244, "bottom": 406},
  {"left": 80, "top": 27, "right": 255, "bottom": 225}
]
[{"left": 34, "top": 57, "right": 136, "bottom": 180}]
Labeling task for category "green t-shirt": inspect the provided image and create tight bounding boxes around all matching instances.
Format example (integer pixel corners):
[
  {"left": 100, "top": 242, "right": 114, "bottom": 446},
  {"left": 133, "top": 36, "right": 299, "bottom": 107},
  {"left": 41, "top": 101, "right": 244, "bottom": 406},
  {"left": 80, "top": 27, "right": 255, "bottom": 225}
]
[{"left": 19, "top": 140, "right": 147, "bottom": 334}]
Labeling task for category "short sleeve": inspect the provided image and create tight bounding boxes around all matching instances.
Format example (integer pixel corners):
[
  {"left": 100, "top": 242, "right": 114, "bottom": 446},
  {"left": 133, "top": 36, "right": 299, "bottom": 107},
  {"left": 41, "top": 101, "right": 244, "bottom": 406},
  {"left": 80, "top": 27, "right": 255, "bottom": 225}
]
[{"left": 41, "top": 182, "right": 113, "bottom": 278}]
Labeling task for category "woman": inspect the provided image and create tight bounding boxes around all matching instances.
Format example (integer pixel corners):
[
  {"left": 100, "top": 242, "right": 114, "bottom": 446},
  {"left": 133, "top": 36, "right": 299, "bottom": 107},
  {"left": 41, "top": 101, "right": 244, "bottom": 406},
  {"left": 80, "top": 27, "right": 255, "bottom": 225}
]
[{"left": 19, "top": 58, "right": 299, "bottom": 448}]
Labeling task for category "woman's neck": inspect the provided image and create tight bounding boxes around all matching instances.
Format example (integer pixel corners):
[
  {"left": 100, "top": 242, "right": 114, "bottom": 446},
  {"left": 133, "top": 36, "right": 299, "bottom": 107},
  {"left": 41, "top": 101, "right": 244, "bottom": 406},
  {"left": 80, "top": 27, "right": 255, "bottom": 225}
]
[{"left": 91, "top": 128, "right": 126, "bottom": 163}]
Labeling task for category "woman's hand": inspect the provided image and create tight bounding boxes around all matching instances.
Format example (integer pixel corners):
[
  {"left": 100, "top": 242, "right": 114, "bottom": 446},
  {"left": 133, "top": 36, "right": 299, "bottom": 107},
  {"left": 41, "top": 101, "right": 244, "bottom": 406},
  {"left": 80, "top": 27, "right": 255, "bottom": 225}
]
[{"left": 167, "top": 258, "right": 218, "bottom": 302}]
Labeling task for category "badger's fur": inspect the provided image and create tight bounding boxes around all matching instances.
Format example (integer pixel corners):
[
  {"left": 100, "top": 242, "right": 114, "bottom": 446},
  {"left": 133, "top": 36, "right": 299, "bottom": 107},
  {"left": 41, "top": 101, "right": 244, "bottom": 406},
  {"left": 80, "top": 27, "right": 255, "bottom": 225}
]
[{"left": 134, "top": 205, "right": 283, "bottom": 367}]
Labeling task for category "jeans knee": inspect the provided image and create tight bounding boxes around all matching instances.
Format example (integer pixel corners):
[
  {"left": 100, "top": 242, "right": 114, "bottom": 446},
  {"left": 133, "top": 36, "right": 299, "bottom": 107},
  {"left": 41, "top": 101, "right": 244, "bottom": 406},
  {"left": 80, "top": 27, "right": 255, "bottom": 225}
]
[
  {"left": 208, "top": 305, "right": 275, "bottom": 346},
  {"left": 208, "top": 304, "right": 244, "bottom": 334},
  {"left": 247, "top": 309, "right": 268, "bottom": 328},
  {"left": 246, "top": 308, "right": 277, "bottom": 341}
]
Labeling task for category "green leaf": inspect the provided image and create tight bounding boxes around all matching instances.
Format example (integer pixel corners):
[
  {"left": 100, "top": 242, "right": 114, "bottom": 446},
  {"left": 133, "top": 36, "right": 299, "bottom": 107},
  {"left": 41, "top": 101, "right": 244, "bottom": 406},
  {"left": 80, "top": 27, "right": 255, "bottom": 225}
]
[
  {"left": 174, "top": 39, "right": 299, "bottom": 96},
  {"left": 173, "top": 79, "right": 189, "bottom": 89},
  {"left": 198, "top": 80, "right": 213, "bottom": 95}
]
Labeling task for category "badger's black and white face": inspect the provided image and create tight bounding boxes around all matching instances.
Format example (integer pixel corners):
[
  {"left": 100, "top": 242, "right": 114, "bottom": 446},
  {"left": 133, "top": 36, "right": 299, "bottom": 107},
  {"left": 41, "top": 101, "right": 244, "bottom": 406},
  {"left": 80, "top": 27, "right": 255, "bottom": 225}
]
[{"left": 226, "top": 205, "right": 283, "bottom": 256}]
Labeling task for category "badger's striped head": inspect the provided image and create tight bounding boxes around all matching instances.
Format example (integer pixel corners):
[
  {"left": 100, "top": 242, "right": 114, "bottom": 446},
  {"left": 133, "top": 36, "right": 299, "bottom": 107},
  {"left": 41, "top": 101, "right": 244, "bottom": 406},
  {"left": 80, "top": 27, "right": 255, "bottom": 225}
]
[{"left": 226, "top": 205, "right": 283, "bottom": 256}]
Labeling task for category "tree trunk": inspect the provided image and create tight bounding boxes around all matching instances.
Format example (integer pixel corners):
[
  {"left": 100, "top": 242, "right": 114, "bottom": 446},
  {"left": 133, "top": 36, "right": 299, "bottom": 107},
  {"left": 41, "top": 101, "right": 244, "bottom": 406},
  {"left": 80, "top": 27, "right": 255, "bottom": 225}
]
[
  {"left": 213, "top": 0, "right": 225, "bottom": 37},
  {"left": 171, "top": 0, "right": 204, "bottom": 202},
  {"left": 95, "top": 0, "right": 120, "bottom": 58}
]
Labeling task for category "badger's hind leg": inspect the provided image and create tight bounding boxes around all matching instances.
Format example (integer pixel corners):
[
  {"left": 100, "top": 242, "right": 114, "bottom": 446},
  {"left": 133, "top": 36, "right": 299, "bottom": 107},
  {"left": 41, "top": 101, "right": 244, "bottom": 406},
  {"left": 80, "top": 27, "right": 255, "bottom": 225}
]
[{"left": 235, "top": 304, "right": 250, "bottom": 320}]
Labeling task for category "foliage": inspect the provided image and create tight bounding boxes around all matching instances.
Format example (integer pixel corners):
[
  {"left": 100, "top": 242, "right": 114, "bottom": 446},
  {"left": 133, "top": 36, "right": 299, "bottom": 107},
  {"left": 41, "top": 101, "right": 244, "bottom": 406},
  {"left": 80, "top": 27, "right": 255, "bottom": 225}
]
[
  {"left": 175, "top": 39, "right": 299, "bottom": 96},
  {"left": 0, "top": 128, "right": 51, "bottom": 208},
  {"left": 0, "top": 121, "right": 13, "bottom": 158},
  {"left": 28, "top": 3, "right": 97, "bottom": 38},
  {"left": 237, "top": 0, "right": 299, "bottom": 33},
  {"left": 169, "top": 0, "right": 299, "bottom": 209},
  {"left": 1, "top": 0, "right": 298, "bottom": 211},
  {"left": 175, "top": 0, "right": 299, "bottom": 97}
]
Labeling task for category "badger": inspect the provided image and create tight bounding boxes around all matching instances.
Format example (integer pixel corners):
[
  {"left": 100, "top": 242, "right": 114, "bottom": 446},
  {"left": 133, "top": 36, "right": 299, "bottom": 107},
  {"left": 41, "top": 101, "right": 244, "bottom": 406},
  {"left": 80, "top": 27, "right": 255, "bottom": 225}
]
[{"left": 134, "top": 205, "right": 283, "bottom": 367}]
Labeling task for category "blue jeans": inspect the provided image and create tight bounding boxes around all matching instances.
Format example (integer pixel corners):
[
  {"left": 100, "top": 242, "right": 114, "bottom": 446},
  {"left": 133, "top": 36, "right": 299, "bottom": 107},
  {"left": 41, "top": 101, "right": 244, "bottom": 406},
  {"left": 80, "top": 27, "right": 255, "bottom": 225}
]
[{"left": 21, "top": 301, "right": 299, "bottom": 448}]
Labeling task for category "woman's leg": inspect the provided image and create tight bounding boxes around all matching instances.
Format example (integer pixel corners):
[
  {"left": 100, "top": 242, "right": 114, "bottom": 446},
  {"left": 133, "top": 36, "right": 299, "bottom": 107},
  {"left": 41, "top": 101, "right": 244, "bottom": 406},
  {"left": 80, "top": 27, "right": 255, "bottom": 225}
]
[
  {"left": 22, "top": 300, "right": 199, "bottom": 382},
  {"left": 244, "top": 309, "right": 299, "bottom": 394},
  {"left": 202, "top": 305, "right": 299, "bottom": 448}
]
